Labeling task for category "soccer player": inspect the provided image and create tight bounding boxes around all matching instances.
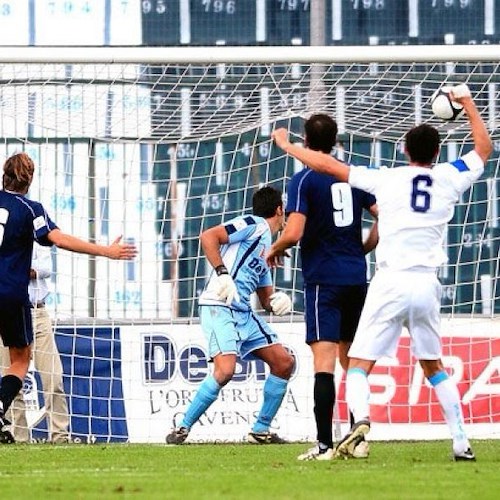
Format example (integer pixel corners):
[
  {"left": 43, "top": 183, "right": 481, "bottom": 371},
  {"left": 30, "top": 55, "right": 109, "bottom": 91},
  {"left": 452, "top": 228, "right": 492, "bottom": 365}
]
[
  {"left": 0, "top": 152, "right": 137, "bottom": 444},
  {"left": 271, "top": 84, "right": 492, "bottom": 461},
  {"left": 1, "top": 243, "right": 73, "bottom": 443},
  {"left": 266, "top": 114, "right": 378, "bottom": 460},
  {"left": 166, "top": 186, "right": 295, "bottom": 445}
]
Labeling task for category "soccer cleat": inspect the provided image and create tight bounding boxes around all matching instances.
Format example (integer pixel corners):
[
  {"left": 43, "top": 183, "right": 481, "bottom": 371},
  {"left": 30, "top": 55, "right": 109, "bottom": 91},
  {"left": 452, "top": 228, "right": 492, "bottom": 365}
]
[
  {"left": 0, "top": 413, "right": 15, "bottom": 445},
  {"left": 297, "top": 444, "right": 334, "bottom": 461},
  {"left": 352, "top": 438, "right": 370, "bottom": 459},
  {"left": 166, "top": 427, "right": 189, "bottom": 445},
  {"left": 335, "top": 419, "right": 370, "bottom": 458},
  {"left": 53, "top": 436, "right": 86, "bottom": 444},
  {"left": 453, "top": 448, "right": 476, "bottom": 462},
  {"left": 247, "top": 431, "right": 287, "bottom": 444}
]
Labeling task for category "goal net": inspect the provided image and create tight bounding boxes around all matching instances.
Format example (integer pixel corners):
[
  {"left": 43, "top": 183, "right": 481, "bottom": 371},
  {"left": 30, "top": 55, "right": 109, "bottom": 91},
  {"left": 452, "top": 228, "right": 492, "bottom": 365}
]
[{"left": 0, "top": 46, "right": 498, "bottom": 443}]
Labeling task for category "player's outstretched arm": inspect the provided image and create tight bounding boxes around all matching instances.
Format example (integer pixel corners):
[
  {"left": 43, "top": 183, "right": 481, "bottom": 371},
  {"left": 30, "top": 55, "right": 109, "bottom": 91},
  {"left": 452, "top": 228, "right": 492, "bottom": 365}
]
[
  {"left": 272, "top": 128, "right": 350, "bottom": 181},
  {"left": 266, "top": 212, "right": 305, "bottom": 268},
  {"left": 450, "top": 84, "right": 492, "bottom": 164},
  {"left": 48, "top": 230, "right": 137, "bottom": 260}
]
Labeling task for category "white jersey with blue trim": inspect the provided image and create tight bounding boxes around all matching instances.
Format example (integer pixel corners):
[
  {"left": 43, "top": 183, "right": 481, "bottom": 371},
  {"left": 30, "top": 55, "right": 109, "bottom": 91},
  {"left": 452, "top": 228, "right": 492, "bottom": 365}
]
[
  {"left": 348, "top": 150, "right": 484, "bottom": 271},
  {"left": 199, "top": 214, "right": 273, "bottom": 312}
]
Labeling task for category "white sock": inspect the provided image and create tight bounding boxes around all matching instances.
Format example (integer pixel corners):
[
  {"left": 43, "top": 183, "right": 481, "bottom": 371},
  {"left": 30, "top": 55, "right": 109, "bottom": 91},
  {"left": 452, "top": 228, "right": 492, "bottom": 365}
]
[
  {"left": 346, "top": 368, "right": 370, "bottom": 423},
  {"left": 429, "top": 371, "right": 470, "bottom": 454}
]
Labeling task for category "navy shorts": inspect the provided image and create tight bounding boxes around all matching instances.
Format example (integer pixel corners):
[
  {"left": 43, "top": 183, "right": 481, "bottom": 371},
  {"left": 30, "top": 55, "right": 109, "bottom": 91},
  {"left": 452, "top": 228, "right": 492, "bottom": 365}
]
[
  {"left": 304, "top": 283, "right": 368, "bottom": 344},
  {"left": 0, "top": 303, "right": 33, "bottom": 348}
]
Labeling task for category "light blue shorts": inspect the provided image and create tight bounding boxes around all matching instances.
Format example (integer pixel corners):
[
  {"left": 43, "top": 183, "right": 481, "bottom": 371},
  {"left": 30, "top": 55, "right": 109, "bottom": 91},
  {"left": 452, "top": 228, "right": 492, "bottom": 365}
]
[{"left": 199, "top": 305, "right": 279, "bottom": 360}]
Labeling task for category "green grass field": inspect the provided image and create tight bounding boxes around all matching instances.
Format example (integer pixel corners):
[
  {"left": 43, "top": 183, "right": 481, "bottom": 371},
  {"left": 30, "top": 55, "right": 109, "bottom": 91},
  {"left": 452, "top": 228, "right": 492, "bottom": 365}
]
[{"left": 2, "top": 440, "right": 499, "bottom": 499}]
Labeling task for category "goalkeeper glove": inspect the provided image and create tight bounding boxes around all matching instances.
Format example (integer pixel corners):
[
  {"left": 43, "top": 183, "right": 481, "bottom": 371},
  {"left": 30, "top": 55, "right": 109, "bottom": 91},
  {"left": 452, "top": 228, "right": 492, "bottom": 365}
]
[
  {"left": 213, "top": 265, "right": 238, "bottom": 305},
  {"left": 270, "top": 291, "right": 292, "bottom": 316}
]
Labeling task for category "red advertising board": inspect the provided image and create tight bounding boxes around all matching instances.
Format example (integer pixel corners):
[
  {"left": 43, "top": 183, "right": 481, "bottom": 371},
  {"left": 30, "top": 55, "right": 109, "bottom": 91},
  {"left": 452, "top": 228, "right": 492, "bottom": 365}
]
[{"left": 335, "top": 336, "right": 500, "bottom": 424}]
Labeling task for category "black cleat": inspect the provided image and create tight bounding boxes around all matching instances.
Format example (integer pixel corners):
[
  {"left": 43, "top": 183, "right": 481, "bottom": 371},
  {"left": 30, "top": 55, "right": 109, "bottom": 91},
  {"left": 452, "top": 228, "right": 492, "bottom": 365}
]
[
  {"left": 335, "top": 419, "right": 370, "bottom": 458},
  {"left": 166, "top": 427, "right": 189, "bottom": 445},
  {"left": 0, "top": 414, "right": 15, "bottom": 445},
  {"left": 247, "top": 431, "right": 287, "bottom": 444},
  {"left": 454, "top": 448, "right": 476, "bottom": 461}
]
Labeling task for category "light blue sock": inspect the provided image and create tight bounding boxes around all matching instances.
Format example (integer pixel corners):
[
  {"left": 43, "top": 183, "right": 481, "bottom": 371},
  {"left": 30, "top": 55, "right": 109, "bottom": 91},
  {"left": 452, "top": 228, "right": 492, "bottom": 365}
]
[
  {"left": 180, "top": 375, "right": 221, "bottom": 429},
  {"left": 252, "top": 374, "right": 288, "bottom": 433}
]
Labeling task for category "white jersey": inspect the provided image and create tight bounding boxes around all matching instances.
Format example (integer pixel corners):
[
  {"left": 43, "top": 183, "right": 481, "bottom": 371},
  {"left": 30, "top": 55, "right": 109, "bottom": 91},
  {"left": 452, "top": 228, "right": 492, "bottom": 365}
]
[{"left": 348, "top": 150, "right": 484, "bottom": 271}]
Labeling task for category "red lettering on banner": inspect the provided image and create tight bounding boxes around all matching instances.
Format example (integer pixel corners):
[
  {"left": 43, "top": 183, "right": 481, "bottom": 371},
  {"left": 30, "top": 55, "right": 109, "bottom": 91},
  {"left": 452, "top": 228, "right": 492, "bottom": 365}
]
[{"left": 336, "top": 336, "right": 500, "bottom": 424}]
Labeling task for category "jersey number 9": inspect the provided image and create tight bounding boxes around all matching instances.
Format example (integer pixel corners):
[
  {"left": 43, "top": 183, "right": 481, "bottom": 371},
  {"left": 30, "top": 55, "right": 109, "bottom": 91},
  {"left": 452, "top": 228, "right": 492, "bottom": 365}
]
[{"left": 331, "top": 183, "right": 354, "bottom": 227}]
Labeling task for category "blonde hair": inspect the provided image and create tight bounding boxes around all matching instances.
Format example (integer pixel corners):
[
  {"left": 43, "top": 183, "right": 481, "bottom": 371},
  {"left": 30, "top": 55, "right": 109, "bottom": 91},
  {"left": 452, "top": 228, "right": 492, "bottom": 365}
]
[{"left": 2, "top": 152, "right": 35, "bottom": 193}]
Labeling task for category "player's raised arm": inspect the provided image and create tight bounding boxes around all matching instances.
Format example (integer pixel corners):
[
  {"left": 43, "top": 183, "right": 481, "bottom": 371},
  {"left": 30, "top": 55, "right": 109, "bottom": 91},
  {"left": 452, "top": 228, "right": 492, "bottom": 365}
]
[
  {"left": 272, "top": 128, "right": 350, "bottom": 181},
  {"left": 450, "top": 84, "right": 493, "bottom": 165}
]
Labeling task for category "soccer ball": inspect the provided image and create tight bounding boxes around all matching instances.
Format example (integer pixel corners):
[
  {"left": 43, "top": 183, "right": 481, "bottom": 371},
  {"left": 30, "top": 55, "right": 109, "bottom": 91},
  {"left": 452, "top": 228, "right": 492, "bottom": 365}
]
[{"left": 431, "top": 87, "right": 464, "bottom": 121}]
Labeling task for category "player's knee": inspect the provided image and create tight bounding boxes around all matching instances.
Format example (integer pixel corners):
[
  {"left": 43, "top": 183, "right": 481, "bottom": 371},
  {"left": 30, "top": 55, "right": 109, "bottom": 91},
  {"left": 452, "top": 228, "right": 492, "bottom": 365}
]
[
  {"left": 419, "top": 358, "right": 443, "bottom": 378},
  {"left": 9, "top": 345, "right": 31, "bottom": 366},
  {"left": 277, "top": 352, "right": 295, "bottom": 380},
  {"left": 214, "top": 367, "right": 235, "bottom": 386},
  {"left": 338, "top": 354, "right": 349, "bottom": 372}
]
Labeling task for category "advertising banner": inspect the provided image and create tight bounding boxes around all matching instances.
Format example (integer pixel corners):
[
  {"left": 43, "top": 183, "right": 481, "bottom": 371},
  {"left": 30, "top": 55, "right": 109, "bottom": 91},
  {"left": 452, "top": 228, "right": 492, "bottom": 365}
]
[{"left": 21, "top": 318, "right": 499, "bottom": 443}]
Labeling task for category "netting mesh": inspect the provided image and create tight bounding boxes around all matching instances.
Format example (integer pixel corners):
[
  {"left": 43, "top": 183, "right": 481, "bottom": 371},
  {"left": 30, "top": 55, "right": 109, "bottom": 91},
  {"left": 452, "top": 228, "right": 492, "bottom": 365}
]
[
  {"left": 0, "top": 58, "right": 498, "bottom": 320},
  {"left": 1, "top": 60, "right": 498, "bottom": 143},
  {"left": 0, "top": 50, "right": 498, "bottom": 442}
]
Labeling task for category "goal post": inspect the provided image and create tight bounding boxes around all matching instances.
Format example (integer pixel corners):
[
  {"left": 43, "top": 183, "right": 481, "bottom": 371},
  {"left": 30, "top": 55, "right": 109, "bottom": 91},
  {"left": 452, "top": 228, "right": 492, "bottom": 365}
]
[
  {"left": 1, "top": 44, "right": 499, "bottom": 63},
  {"left": 0, "top": 46, "right": 498, "bottom": 443}
]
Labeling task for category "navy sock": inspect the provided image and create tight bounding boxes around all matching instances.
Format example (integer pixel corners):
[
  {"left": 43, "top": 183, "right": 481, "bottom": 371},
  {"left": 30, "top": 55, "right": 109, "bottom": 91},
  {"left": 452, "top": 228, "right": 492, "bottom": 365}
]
[
  {"left": 0, "top": 374, "right": 23, "bottom": 414},
  {"left": 314, "top": 372, "right": 335, "bottom": 449}
]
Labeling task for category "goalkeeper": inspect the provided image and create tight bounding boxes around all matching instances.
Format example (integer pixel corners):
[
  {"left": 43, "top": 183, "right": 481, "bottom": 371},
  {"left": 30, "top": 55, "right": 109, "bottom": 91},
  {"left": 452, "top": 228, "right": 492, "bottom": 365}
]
[{"left": 166, "top": 186, "right": 295, "bottom": 445}]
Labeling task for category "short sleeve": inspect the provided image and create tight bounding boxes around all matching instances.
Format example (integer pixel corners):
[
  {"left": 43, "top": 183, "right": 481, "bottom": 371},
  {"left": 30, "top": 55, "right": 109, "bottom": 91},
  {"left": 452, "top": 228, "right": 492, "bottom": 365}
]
[
  {"left": 259, "top": 268, "right": 273, "bottom": 288},
  {"left": 285, "top": 170, "right": 310, "bottom": 216},
  {"left": 348, "top": 165, "right": 383, "bottom": 195},
  {"left": 438, "top": 150, "right": 484, "bottom": 195},
  {"left": 224, "top": 215, "right": 259, "bottom": 244},
  {"left": 32, "top": 203, "right": 58, "bottom": 245}
]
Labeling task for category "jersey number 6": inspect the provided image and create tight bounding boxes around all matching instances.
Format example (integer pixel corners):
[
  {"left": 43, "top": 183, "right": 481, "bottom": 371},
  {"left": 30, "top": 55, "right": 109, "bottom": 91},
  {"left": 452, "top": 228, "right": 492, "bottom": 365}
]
[{"left": 411, "top": 175, "right": 432, "bottom": 213}]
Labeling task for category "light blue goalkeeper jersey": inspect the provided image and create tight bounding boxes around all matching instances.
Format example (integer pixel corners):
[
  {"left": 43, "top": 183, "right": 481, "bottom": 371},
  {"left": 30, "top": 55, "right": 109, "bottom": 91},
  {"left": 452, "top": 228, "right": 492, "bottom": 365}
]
[{"left": 198, "top": 214, "right": 273, "bottom": 312}]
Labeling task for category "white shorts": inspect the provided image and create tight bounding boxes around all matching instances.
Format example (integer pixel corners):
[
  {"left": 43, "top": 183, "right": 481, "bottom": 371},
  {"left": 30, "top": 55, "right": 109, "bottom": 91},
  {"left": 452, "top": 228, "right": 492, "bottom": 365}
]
[{"left": 348, "top": 269, "right": 442, "bottom": 360}]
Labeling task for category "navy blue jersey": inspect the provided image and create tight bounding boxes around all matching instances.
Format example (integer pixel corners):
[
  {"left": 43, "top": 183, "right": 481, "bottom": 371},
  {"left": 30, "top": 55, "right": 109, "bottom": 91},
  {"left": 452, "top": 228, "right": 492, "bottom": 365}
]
[
  {"left": 286, "top": 168, "right": 376, "bottom": 285},
  {"left": 0, "top": 190, "right": 57, "bottom": 305}
]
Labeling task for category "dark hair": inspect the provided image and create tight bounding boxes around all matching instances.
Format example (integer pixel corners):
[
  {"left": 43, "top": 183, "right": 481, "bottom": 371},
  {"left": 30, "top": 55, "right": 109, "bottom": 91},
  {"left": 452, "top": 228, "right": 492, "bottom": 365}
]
[
  {"left": 252, "top": 186, "right": 283, "bottom": 218},
  {"left": 2, "top": 152, "right": 35, "bottom": 192},
  {"left": 304, "top": 114, "right": 338, "bottom": 153},
  {"left": 405, "top": 124, "right": 440, "bottom": 164}
]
